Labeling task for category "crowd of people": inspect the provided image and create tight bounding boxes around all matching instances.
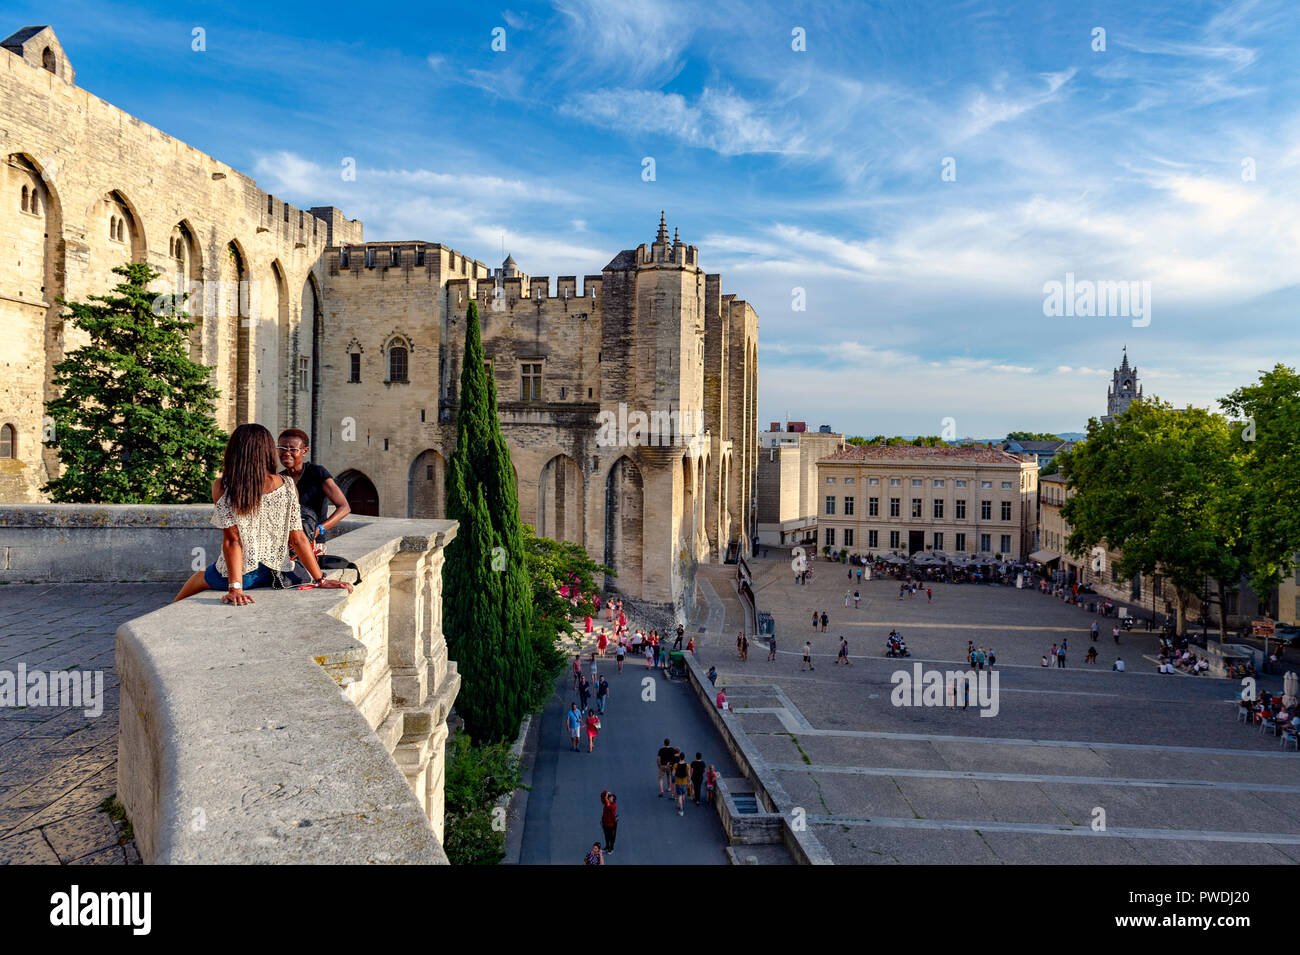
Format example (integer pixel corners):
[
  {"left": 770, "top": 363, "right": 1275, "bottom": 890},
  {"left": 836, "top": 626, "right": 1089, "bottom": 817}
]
[{"left": 1238, "top": 689, "right": 1300, "bottom": 743}]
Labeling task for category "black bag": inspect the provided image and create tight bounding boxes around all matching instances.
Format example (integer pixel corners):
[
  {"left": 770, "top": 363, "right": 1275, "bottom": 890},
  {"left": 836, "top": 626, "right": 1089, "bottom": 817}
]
[{"left": 273, "top": 554, "right": 363, "bottom": 589}]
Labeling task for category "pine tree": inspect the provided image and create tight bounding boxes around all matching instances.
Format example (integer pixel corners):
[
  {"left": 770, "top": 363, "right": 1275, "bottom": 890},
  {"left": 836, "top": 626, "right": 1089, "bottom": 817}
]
[
  {"left": 43, "top": 262, "right": 226, "bottom": 503},
  {"left": 443, "top": 300, "right": 536, "bottom": 743}
]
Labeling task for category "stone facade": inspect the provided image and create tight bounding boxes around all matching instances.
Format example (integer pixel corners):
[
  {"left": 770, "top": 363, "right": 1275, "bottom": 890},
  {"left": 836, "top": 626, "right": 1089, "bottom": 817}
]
[
  {"left": 756, "top": 427, "right": 845, "bottom": 547},
  {"left": 0, "top": 27, "right": 759, "bottom": 613},
  {"left": 815, "top": 445, "right": 1039, "bottom": 560}
]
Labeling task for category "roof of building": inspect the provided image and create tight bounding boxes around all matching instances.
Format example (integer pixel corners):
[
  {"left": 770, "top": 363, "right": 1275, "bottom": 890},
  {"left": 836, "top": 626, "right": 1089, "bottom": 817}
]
[
  {"left": 1039, "top": 471, "right": 1068, "bottom": 485},
  {"left": 821, "top": 445, "right": 1031, "bottom": 465},
  {"left": 1011, "top": 439, "right": 1072, "bottom": 453},
  {"left": 2, "top": 25, "right": 49, "bottom": 49},
  {"left": 604, "top": 249, "right": 638, "bottom": 271}
]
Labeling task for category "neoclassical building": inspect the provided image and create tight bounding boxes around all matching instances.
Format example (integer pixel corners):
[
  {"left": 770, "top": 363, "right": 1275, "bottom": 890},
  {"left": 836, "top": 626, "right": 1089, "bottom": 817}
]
[{"left": 0, "top": 26, "right": 759, "bottom": 613}]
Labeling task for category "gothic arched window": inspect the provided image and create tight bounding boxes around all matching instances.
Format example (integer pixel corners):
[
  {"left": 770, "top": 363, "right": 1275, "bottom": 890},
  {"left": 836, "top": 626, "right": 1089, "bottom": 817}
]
[{"left": 388, "top": 345, "right": 408, "bottom": 383}]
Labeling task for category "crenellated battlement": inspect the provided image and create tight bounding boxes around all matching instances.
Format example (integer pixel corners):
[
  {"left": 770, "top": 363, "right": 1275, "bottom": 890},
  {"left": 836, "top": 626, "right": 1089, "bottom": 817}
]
[{"left": 326, "top": 242, "right": 491, "bottom": 278}]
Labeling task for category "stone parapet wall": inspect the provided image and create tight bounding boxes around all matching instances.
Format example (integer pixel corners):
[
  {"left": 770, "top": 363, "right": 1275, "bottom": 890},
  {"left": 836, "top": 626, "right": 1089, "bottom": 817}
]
[
  {"left": 5, "top": 505, "right": 461, "bottom": 863},
  {"left": 113, "top": 513, "right": 459, "bottom": 863}
]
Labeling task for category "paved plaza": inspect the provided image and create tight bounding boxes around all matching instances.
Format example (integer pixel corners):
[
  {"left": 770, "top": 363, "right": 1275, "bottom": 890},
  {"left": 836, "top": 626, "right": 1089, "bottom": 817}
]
[
  {"left": 0, "top": 583, "right": 172, "bottom": 864},
  {"left": 697, "top": 556, "right": 1300, "bottom": 865}
]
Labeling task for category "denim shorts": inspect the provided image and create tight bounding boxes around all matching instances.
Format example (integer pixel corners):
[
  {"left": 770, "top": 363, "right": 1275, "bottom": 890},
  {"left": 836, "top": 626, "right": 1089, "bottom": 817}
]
[{"left": 204, "top": 562, "right": 275, "bottom": 591}]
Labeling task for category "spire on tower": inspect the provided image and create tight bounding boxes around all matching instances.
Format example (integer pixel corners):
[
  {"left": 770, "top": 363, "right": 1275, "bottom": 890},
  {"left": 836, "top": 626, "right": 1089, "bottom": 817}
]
[{"left": 656, "top": 211, "right": 668, "bottom": 244}]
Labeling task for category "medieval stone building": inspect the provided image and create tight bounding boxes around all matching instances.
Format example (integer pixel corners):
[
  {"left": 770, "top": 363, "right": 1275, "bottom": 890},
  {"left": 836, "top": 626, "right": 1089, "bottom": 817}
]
[{"left": 0, "top": 26, "right": 758, "bottom": 613}]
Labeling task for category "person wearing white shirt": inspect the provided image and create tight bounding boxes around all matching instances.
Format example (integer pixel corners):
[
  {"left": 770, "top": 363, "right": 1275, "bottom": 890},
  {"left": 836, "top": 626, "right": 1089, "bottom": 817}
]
[{"left": 1113, "top": 658, "right": 1125, "bottom": 672}]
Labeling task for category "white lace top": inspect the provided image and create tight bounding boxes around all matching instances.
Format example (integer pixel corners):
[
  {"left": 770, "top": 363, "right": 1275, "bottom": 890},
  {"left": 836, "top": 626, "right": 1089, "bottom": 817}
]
[{"left": 212, "top": 475, "right": 303, "bottom": 577}]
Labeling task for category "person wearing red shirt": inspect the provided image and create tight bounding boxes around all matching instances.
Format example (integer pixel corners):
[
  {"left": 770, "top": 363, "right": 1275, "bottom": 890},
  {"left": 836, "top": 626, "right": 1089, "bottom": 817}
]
[
  {"left": 600, "top": 790, "right": 618, "bottom": 853},
  {"left": 585, "top": 708, "right": 601, "bottom": 752}
]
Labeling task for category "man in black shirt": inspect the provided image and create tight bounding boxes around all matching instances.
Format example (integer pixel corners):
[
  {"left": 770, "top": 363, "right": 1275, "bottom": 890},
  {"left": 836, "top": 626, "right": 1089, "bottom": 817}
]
[
  {"left": 657, "top": 738, "right": 677, "bottom": 798},
  {"left": 277, "top": 429, "right": 351, "bottom": 538},
  {"left": 689, "top": 752, "right": 707, "bottom": 805}
]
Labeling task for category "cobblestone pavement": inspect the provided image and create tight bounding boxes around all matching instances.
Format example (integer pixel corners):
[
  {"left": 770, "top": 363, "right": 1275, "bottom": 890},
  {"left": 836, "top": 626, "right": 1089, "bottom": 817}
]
[
  {"left": 697, "top": 556, "right": 1300, "bottom": 865},
  {"left": 0, "top": 583, "right": 174, "bottom": 864}
]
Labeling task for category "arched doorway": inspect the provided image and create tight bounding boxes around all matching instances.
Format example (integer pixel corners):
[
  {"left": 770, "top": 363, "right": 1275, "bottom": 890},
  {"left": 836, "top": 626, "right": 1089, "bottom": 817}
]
[
  {"left": 408, "top": 449, "right": 446, "bottom": 518},
  {"left": 338, "top": 469, "right": 379, "bottom": 516}
]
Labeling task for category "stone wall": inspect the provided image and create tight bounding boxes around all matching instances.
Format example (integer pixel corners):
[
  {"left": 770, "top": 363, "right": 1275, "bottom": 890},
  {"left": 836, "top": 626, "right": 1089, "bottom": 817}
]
[{"left": 0, "top": 28, "right": 360, "bottom": 502}]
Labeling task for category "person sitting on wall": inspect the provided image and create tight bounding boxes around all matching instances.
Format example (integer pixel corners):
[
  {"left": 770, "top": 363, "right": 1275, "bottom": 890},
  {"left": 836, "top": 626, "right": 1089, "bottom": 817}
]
[
  {"left": 172, "top": 424, "right": 354, "bottom": 605},
  {"left": 277, "top": 428, "right": 351, "bottom": 543}
]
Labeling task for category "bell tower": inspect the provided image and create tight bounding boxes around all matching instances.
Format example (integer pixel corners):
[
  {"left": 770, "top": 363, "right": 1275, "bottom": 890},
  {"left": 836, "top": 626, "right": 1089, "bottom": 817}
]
[{"left": 1103, "top": 346, "right": 1142, "bottom": 423}]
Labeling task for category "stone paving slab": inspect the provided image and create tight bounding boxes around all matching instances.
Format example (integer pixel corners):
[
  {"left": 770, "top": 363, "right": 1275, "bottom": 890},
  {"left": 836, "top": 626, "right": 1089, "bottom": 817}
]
[
  {"left": 0, "top": 582, "right": 173, "bottom": 864},
  {"left": 695, "top": 559, "right": 1300, "bottom": 865}
]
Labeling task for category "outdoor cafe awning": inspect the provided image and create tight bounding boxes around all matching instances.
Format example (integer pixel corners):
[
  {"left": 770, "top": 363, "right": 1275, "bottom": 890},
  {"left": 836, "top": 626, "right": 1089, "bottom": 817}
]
[{"left": 1029, "top": 549, "right": 1060, "bottom": 564}]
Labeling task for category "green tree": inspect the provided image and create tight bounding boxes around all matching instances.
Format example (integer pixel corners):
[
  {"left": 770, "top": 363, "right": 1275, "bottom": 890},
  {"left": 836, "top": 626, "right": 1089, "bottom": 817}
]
[
  {"left": 1061, "top": 400, "right": 1246, "bottom": 639},
  {"left": 1221, "top": 364, "right": 1300, "bottom": 597},
  {"left": 441, "top": 733, "right": 523, "bottom": 865},
  {"left": 42, "top": 263, "right": 225, "bottom": 502},
  {"left": 1039, "top": 456, "right": 1060, "bottom": 477},
  {"left": 520, "top": 524, "right": 612, "bottom": 710},
  {"left": 443, "top": 301, "right": 536, "bottom": 743},
  {"left": 1006, "top": 431, "right": 1062, "bottom": 442}
]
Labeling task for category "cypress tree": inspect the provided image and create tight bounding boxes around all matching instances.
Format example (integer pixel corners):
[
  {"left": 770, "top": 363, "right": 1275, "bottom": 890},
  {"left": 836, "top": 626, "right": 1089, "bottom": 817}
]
[
  {"left": 444, "top": 301, "right": 536, "bottom": 742},
  {"left": 43, "top": 262, "right": 226, "bottom": 503}
]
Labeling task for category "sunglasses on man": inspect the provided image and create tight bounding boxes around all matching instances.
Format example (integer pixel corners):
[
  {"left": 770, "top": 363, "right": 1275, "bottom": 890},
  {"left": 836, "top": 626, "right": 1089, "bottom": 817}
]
[{"left": 277, "top": 446, "right": 308, "bottom": 454}]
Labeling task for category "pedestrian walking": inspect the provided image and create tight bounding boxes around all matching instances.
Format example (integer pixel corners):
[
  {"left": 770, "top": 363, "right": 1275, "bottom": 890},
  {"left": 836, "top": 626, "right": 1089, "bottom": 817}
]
[
  {"left": 737, "top": 631, "right": 745, "bottom": 660},
  {"left": 616, "top": 640, "right": 625, "bottom": 673},
  {"left": 596, "top": 675, "right": 609, "bottom": 714},
  {"left": 1057, "top": 645, "right": 1066, "bottom": 668},
  {"left": 597, "top": 629, "right": 607, "bottom": 657},
  {"left": 1113, "top": 626, "right": 1120, "bottom": 644},
  {"left": 705, "top": 765, "right": 718, "bottom": 805},
  {"left": 567, "top": 703, "right": 583, "bottom": 752},
  {"left": 585, "top": 708, "right": 600, "bottom": 752},
  {"left": 578, "top": 674, "right": 590, "bottom": 712},
  {"left": 690, "top": 752, "right": 707, "bottom": 805},
  {"left": 741, "top": 633, "right": 749, "bottom": 661},
  {"left": 927, "top": 587, "right": 932, "bottom": 602},
  {"left": 987, "top": 647, "right": 996, "bottom": 667},
  {"left": 657, "top": 739, "right": 676, "bottom": 797},
  {"left": 572, "top": 654, "right": 582, "bottom": 693},
  {"left": 811, "top": 611, "right": 818, "bottom": 631},
  {"left": 590, "top": 652, "right": 599, "bottom": 683},
  {"left": 674, "top": 758, "right": 691, "bottom": 816},
  {"left": 768, "top": 635, "right": 777, "bottom": 662},
  {"left": 600, "top": 790, "right": 618, "bottom": 853},
  {"left": 707, "top": 665, "right": 718, "bottom": 686},
  {"left": 1091, "top": 619, "right": 1099, "bottom": 642},
  {"left": 853, "top": 590, "right": 860, "bottom": 609},
  {"left": 837, "top": 637, "right": 853, "bottom": 666},
  {"left": 802, "top": 640, "right": 815, "bottom": 671},
  {"left": 645, "top": 644, "right": 655, "bottom": 669},
  {"left": 820, "top": 611, "right": 828, "bottom": 633}
]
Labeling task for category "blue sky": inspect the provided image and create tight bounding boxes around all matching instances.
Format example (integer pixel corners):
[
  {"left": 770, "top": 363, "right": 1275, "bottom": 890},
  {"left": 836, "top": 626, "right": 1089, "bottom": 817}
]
[{"left": 11, "top": 0, "right": 1300, "bottom": 437}]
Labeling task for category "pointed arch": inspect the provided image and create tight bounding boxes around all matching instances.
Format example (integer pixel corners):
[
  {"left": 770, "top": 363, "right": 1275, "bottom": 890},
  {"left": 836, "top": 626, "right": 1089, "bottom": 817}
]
[
  {"left": 604, "top": 456, "right": 643, "bottom": 596},
  {"left": 216, "top": 239, "right": 254, "bottom": 429},
  {"left": 336, "top": 469, "right": 379, "bottom": 517},
  {"left": 408, "top": 449, "right": 447, "bottom": 518},
  {"left": 538, "top": 453, "right": 584, "bottom": 545},
  {"left": 304, "top": 272, "right": 324, "bottom": 451}
]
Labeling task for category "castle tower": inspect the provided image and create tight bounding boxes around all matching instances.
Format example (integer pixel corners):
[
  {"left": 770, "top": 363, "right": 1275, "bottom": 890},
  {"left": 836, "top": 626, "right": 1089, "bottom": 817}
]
[{"left": 1103, "top": 347, "right": 1142, "bottom": 423}]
